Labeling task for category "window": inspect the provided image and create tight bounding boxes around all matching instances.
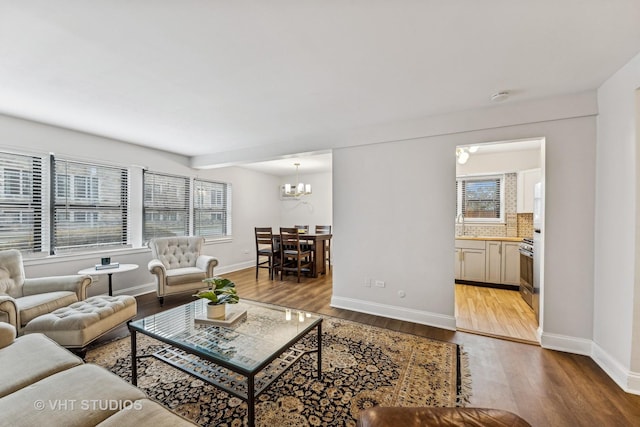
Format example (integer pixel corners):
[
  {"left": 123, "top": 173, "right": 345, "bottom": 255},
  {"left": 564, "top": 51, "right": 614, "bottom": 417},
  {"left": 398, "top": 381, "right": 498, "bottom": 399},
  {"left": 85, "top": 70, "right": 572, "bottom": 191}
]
[
  {"left": 0, "top": 152, "right": 44, "bottom": 252},
  {"left": 53, "top": 158, "right": 128, "bottom": 252},
  {"left": 194, "top": 179, "right": 232, "bottom": 238},
  {"left": 456, "top": 175, "right": 504, "bottom": 222},
  {"left": 143, "top": 171, "right": 190, "bottom": 240}
]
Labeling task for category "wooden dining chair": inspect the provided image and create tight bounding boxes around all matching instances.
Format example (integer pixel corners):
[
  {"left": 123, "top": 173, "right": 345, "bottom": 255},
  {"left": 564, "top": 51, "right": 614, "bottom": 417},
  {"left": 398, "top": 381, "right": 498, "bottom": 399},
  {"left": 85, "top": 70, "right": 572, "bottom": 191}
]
[
  {"left": 255, "top": 227, "right": 277, "bottom": 280},
  {"left": 279, "top": 227, "right": 313, "bottom": 283},
  {"left": 315, "top": 225, "right": 332, "bottom": 270}
]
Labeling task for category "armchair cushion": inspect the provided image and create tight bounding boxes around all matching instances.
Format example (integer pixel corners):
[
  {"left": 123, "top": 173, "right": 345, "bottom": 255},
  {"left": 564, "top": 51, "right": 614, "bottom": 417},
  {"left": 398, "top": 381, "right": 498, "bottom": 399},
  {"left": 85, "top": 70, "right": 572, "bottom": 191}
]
[
  {"left": 165, "top": 267, "right": 207, "bottom": 286},
  {"left": 0, "top": 322, "right": 15, "bottom": 349},
  {"left": 14, "top": 291, "right": 78, "bottom": 327}
]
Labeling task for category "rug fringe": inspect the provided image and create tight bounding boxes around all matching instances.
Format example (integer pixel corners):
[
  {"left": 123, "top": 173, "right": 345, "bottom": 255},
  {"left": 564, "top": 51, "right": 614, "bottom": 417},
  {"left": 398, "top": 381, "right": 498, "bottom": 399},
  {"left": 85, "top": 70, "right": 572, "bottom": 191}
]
[{"left": 457, "top": 346, "right": 473, "bottom": 406}]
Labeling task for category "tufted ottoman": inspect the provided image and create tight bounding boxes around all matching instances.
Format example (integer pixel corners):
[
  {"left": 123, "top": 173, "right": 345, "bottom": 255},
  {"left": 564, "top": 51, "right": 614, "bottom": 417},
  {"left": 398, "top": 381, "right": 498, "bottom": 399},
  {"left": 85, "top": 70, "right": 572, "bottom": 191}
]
[{"left": 22, "top": 295, "right": 137, "bottom": 352}]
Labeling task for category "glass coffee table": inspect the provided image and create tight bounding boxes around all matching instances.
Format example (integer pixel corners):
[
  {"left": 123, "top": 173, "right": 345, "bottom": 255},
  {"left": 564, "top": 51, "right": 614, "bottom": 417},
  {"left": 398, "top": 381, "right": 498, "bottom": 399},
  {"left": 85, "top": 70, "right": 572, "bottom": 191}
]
[{"left": 128, "top": 299, "right": 322, "bottom": 427}]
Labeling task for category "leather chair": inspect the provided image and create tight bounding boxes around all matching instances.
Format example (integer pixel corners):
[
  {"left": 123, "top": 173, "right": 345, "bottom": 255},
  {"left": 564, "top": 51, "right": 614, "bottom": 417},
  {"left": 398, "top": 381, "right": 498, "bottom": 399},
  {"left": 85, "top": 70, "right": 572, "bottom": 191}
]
[
  {"left": 0, "top": 249, "right": 92, "bottom": 334},
  {"left": 147, "top": 236, "right": 218, "bottom": 305},
  {"left": 357, "top": 407, "right": 531, "bottom": 427}
]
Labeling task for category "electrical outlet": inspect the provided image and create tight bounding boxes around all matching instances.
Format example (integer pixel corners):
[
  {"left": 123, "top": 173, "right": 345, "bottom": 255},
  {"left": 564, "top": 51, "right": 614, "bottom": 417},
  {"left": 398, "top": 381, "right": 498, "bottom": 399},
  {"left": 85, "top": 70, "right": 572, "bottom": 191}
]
[
  {"left": 243, "top": 249, "right": 249, "bottom": 254},
  {"left": 374, "top": 280, "right": 385, "bottom": 288}
]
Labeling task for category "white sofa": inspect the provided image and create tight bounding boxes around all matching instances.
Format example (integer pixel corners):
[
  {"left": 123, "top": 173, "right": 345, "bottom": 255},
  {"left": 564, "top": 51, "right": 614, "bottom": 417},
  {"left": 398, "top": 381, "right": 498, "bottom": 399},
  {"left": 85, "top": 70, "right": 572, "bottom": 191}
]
[
  {"left": 148, "top": 236, "right": 218, "bottom": 305},
  {"left": 0, "top": 323, "right": 197, "bottom": 426}
]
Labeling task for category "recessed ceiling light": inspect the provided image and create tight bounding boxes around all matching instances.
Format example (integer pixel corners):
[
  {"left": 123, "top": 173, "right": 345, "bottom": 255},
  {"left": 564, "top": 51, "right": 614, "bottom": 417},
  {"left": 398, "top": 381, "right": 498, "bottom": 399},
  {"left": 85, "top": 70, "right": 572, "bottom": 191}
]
[{"left": 490, "top": 91, "right": 510, "bottom": 102}]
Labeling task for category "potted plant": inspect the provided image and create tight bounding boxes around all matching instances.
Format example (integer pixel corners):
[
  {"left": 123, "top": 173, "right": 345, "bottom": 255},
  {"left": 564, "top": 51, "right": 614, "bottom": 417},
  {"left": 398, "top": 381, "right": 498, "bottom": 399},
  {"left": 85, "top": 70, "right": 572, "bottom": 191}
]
[{"left": 194, "top": 277, "right": 240, "bottom": 319}]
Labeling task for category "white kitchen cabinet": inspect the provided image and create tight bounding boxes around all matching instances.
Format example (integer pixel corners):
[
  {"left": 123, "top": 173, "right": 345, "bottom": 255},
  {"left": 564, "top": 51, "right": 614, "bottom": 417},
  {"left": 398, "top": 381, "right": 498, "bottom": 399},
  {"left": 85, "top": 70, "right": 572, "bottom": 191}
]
[
  {"left": 501, "top": 242, "right": 521, "bottom": 285},
  {"left": 482, "top": 240, "right": 522, "bottom": 285},
  {"left": 517, "top": 168, "right": 541, "bottom": 213},
  {"left": 455, "top": 240, "right": 486, "bottom": 282},
  {"left": 485, "top": 241, "right": 502, "bottom": 284}
]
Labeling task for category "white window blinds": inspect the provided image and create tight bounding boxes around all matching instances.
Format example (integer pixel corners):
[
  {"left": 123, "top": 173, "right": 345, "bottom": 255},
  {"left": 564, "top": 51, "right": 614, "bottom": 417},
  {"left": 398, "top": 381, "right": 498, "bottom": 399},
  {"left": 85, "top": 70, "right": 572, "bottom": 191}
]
[
  {"left": 143, "top": 171, "right": 190, "bottom": 240},
  {"left": 194, "top": 179, "right": 232, "bottom": 238},
  {"left": 53, "top": 158, "right": 128, "bottom": 252},
  {"left": 0, "top": 151, "right": 45, "bottom": 253},
  {"left": 456, "top": 175, "right": 503, "bottom": 221}
]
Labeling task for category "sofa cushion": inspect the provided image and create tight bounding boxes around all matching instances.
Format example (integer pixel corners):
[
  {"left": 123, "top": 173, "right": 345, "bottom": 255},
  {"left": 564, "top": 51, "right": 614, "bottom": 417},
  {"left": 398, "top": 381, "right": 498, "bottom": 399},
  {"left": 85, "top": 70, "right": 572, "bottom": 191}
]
[
  {"left": 165, "top": 267, "right": 206, "bottom": 286},
  {"left": 97, "top": 398, "right": 197, "bottom": 426},
  {"left": 0, "top": 333, "right": 83, "bottom": 398},
  {"left": 0, "top": 364, "right": 147, "bottom": 427},
  {"left": 15, "top": 291, "right": 78, "bottom": 326}
]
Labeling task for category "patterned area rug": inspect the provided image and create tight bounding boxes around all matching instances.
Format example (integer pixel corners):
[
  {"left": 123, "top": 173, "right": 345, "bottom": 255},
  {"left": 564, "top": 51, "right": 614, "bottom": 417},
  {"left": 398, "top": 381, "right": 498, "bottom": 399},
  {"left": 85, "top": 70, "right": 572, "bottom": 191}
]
[{"left": 86, "top": 317, "right": 471, "bottom": 427}]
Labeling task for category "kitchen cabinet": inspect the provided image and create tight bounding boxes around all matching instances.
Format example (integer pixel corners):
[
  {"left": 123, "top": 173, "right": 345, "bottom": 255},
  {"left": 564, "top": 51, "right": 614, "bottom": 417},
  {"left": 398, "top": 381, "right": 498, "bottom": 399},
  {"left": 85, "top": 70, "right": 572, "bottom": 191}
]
[
  {"left": 517, "top": 168, "right": 541, "bottom": 213},
  {"left": 501, "top": 242, "right": 521, "bottom": 285},
  {"left": 457, "top": 239, "right": 520, "bottom": 285},
  {"left": 485, "top": 241, "right": 502, "bottom": 284},
  {"left": 485, "top": 240, "right": 521, "bottom": 285},
  {"left": 455, "top": 240, "right": 486, "bottom": 282}
]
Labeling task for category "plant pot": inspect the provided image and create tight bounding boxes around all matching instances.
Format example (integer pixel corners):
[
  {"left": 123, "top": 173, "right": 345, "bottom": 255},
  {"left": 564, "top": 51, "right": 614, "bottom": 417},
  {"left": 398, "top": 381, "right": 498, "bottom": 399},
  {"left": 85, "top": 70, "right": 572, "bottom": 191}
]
[{"left": 207, "top": 302, "right": 226, "bottom": 319}]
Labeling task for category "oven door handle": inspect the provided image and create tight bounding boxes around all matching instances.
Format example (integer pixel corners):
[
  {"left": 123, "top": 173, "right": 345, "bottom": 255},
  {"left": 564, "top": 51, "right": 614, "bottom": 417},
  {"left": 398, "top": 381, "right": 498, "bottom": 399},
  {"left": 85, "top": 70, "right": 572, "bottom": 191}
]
[{"left": 519, "top": 249, "right": 533, "bottom": 258}]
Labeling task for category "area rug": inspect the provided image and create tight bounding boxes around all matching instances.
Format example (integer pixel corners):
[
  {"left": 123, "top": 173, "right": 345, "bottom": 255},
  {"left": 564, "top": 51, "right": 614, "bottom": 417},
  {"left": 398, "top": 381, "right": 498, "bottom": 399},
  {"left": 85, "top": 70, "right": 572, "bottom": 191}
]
[{"left": 86, "top": 317, "right": 471, "bottom": 427}]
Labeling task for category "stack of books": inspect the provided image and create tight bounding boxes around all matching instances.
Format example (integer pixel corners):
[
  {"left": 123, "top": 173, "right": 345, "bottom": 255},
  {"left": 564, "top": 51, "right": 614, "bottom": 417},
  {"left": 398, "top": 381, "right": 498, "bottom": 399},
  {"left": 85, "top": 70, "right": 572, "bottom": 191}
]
[{"left": 95, "top": 262, "right": 120, "bottom": 270}]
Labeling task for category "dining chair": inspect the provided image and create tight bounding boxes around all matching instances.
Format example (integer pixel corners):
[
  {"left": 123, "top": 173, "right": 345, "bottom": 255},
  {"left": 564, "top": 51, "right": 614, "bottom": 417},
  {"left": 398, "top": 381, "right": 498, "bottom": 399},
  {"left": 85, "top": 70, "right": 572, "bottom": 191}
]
[
  {"left": 315, "top": 225, "right": 332, "bottom": 270},
  {"left": 279, "top": 227, "right": 313, "bottom": 283},
  {"left": 255, "top": 227, "right": 277, "bottom": 280}
]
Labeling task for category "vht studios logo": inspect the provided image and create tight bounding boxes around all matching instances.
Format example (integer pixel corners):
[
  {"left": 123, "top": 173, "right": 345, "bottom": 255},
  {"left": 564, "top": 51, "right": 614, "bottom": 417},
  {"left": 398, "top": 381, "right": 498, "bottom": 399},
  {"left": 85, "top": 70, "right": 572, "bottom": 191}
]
[{"left": 34, "top": 399, "right": 143, "bottom": 411}]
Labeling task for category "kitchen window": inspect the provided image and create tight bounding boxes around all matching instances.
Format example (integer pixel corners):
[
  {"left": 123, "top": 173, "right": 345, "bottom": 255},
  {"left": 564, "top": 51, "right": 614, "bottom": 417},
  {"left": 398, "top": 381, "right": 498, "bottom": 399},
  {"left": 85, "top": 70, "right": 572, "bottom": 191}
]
[{"left": 456, "top": 174, "right": 504, "bottom": 222}]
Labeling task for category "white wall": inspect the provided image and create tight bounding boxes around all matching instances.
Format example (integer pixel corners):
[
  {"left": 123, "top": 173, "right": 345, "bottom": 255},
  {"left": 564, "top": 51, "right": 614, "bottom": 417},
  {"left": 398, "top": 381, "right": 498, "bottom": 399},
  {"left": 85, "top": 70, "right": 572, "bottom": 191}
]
[
  {"left": 0, "top": 114, "right": 281, "bottom": 296},
  {"left": 594, "top": 50, "right": 640, "bottom": 392},
  {"left": 332, "top": 101, "right": 597, "bottom": 348},
  {"left": 279, "top": 171, "right": 332, "bottom": 229}
]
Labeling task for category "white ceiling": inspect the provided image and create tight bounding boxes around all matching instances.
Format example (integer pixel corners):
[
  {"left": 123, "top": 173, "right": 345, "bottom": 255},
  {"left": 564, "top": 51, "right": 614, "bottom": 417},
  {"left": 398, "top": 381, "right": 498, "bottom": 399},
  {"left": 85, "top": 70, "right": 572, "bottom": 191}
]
[{"left": 2, "top": 1, "right": 640, "bottom": 171}]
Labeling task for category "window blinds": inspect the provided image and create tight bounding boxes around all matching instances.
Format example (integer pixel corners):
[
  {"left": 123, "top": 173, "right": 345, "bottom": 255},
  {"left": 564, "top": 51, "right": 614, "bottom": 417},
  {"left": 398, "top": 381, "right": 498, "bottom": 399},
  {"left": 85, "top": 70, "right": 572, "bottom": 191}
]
[
  {"left": 143, "top": 171, "right": 190, "bottom": 240},
  {"left": 0, "top": 151, "right": 45, "bottom": 253},
  {"left": 53, "top": 158, "right": 128, "bottom": 252},
  {"left": 193, "top": 179, "right": 232, "bottom": 238},
  {"left": 457, "top": 176, "right": 502, "bottom": 219}
]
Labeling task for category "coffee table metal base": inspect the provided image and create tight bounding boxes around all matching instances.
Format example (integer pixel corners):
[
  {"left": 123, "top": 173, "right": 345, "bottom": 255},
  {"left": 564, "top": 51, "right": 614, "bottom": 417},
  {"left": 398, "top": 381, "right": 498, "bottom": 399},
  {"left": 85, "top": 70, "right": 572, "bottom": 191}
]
[{"left": 129, "top": 321, "right": 322, "bottom": 427}]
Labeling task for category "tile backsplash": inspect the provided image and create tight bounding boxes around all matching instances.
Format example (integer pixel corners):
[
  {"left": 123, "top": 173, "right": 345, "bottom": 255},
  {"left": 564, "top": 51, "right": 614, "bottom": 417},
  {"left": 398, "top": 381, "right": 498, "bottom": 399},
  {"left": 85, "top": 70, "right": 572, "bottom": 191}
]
[{"left": 455, "top": 173, "right": 534, "bottom": 238}]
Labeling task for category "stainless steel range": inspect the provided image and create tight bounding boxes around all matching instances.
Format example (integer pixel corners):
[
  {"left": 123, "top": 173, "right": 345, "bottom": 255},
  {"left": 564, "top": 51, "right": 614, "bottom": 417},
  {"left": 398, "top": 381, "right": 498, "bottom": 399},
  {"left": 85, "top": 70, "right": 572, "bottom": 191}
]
[{"left": 519, "top": 238, "right": 534, "bottom": 310}]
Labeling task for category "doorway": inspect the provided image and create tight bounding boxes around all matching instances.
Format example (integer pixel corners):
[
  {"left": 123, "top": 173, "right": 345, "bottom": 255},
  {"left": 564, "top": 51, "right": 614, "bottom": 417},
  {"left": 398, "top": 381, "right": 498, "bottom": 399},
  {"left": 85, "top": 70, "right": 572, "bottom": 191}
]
[{"left": 454, "top": 138, "right": 543, "bottom": 344}]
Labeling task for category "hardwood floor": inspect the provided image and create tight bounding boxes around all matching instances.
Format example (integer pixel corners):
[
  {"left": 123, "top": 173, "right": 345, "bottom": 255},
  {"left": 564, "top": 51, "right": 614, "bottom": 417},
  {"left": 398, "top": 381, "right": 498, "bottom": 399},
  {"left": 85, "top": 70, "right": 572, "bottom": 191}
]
[
  {"left": 98, "top": 267, "right": 640, "bottom": 427},
  {"left": 455, "top": 283, "right": 539, "bottom": 344}
]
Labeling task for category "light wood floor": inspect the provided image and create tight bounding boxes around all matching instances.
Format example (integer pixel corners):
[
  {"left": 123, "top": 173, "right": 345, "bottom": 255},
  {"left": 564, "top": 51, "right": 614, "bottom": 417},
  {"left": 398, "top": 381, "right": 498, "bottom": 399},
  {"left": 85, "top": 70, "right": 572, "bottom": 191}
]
[
  {"left": 455, "top": 284, "right": 539, "bottom": 344},
  {"left": 102, "top": 267, "right": 640, "bottom": 426}
]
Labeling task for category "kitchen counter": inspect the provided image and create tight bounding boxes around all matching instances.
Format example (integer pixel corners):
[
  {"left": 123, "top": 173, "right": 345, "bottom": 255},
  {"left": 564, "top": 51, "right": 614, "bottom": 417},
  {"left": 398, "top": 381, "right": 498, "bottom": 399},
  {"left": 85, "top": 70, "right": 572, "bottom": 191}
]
[{"left": 455, "top": 236, "right": 524, "bottom": 242}]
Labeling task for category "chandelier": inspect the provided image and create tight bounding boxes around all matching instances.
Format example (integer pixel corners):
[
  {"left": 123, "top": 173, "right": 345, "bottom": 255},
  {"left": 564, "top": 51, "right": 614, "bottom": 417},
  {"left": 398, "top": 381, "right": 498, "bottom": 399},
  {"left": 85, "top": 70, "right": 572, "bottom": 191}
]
[
  {"left": 456, "top": 146, "right": 479, "bottom": 165},
  {"left": 283, "top": 163, "right": 312, "bottom": 197}
]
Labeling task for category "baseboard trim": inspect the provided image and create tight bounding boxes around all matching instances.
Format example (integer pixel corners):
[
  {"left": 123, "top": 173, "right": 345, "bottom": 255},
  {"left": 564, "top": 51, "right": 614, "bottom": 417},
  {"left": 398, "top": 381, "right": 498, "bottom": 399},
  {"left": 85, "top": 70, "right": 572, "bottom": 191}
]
[
  {"left": 216, "top": 261, "right": 255, "bottom": 275},
  {"left": 330, "top": 296, "right": 456, "bottom": 331},
  {"left": 591, "top": 342, "right": 640, "bottom": 395},
  {"left": 539, "top": 331, "right": 592, "bottom": 355}
]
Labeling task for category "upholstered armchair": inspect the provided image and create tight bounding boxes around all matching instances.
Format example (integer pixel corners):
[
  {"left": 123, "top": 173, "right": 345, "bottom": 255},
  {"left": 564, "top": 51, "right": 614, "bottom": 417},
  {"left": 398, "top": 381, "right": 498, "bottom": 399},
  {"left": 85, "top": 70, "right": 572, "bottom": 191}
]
[
  {"left": 147, "top": 236, "right": 218, "bottom": 305},
  {"left": 0, "top": 249, "right": 92, "bottom": 333}
]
